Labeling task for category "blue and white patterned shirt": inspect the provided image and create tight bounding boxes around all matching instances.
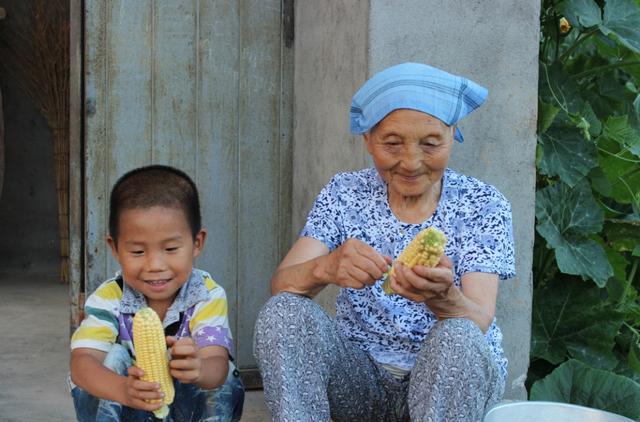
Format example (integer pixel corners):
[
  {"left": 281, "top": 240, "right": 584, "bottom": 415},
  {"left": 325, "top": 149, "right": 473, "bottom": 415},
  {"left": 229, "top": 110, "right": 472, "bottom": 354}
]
[{"left": 300, "top": 167, "right": 515, "bottom": 378}]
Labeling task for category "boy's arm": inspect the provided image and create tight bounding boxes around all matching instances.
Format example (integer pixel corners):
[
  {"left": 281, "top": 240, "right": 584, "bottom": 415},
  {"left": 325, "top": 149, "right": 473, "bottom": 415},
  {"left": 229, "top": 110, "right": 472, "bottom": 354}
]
[
  {"left": 196, "top": 345, "right": 229, "bottom": 389},
  {"left": 167, "top": 337, "right": 229, "bottom": 390},
  {"left": 70, "top": 347, "right": 164, "bottom": 412}
]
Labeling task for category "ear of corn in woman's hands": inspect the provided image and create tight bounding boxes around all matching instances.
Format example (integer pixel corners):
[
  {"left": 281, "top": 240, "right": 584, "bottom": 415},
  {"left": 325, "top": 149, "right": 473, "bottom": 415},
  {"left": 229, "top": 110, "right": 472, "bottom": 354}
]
[
  {"left": 132, "top": 307, "right": 174, "bottom": 419},
  {"left": 381, "top": 226, "right": 447, "bottom": 295}
]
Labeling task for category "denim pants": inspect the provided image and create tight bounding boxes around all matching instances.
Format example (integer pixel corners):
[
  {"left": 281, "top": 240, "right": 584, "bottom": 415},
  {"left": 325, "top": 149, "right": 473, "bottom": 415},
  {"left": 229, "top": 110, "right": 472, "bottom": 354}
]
[{"left": 70, "top": 344, "right": 244, "bottom": 422}]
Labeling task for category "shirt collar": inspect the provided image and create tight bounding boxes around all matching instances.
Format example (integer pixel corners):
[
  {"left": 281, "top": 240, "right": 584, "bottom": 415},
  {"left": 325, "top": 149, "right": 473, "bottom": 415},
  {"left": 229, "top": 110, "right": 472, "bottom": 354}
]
[{"left": 119, "top": 269, "right": 210, "bottom": 327}]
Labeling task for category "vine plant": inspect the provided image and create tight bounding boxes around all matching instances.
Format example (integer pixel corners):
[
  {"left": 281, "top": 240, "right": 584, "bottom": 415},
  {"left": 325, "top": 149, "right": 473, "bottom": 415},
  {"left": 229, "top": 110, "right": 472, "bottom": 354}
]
[{"left": 529, "top": 0, "right": 640, "bottom": 419}]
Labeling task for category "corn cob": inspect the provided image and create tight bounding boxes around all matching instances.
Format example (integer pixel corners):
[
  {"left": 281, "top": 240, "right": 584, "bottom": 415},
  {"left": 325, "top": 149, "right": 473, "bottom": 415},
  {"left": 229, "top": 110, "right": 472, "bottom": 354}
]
[
  {"left": 132, "top": 307, "right": 174, "bottom": 419},
  {"left": 381, "top": 226, "right": 447, "bottom": 294}
]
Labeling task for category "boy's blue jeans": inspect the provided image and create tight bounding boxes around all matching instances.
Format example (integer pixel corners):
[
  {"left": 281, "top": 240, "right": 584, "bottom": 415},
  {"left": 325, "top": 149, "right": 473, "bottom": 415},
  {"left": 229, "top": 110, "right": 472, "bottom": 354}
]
[{"left": 70, "top": 344, "right": 244, "bottom": 421}]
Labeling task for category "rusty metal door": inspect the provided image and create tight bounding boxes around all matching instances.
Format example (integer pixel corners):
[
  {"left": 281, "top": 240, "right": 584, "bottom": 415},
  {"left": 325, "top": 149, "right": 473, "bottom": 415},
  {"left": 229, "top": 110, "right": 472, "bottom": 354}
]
[{"left": 83, "top": 0, "right": 292, "bottom": 383}]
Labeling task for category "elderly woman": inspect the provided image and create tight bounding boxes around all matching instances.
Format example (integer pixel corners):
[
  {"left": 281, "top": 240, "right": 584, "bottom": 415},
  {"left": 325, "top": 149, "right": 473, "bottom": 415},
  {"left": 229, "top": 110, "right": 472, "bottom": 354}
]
[{"left": 253, "top": 62, "right": 515, "bottom": 421}]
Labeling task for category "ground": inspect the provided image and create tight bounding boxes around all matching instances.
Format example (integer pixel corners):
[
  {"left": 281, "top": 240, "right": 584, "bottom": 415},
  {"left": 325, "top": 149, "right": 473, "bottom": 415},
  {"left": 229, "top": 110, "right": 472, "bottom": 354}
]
[{"left": 0, "top": 273, "right": 269, "bottom": 421}]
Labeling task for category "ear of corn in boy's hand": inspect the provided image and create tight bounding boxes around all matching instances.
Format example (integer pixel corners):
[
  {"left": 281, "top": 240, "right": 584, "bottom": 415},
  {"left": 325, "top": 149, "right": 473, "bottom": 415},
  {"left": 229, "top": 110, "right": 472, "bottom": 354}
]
[
  {"left": 381, "top": 226, "right": 447, "bottom": 295},
  {"left": 132, "top": 307, "right": 175, "bottom": 419}
]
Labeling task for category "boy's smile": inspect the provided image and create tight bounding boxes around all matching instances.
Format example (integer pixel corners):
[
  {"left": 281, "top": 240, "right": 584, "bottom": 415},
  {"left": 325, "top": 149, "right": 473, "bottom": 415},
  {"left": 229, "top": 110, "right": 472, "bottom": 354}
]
[{"left": 107, "top": 206, "right": 206, "bottom": 314}]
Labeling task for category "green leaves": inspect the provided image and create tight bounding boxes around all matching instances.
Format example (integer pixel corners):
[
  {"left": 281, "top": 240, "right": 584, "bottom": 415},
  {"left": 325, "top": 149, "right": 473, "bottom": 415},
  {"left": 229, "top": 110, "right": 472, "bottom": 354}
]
[
  {"left": 538, "top": 126, "right": 598, "bottom": 187},
  {"left": 536, "top": 180, "right": 613, "bottom": 286},
  {"left": 532, "top": 278, "right": 625, "bottom": 369},
  {"left": 530, "top": 359, "right": 640, "bottom": 420},
  {"left": 533, "top": 0, "right": 640, "bottom": 413},
  {"left": 602, "top": 115, "right": 640, "bottom": 157},
  {"left": 562, "top": 0, "right": 602, "bottom": 29},
  {"left": 601, "top": 0, "right": 640, "bottom": 54}
]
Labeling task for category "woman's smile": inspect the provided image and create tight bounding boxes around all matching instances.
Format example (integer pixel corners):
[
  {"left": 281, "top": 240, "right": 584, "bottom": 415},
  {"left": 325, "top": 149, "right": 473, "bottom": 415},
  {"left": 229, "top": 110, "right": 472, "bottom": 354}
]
[{"left": 396, "top": 173, "right": 424, "bottom": 183}]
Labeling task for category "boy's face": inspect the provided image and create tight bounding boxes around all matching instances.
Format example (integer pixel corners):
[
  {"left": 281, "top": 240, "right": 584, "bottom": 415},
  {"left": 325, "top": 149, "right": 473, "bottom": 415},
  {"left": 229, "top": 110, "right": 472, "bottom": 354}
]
[{"left": 107, "top": 206, "right": 206, "bottom": 309}]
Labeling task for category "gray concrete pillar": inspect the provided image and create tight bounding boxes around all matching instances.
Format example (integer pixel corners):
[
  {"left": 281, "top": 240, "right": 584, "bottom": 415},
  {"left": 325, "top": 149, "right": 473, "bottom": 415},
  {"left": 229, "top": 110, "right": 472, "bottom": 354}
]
[{"left": 293, "top": 0, "right": 539, "bottom": 400}]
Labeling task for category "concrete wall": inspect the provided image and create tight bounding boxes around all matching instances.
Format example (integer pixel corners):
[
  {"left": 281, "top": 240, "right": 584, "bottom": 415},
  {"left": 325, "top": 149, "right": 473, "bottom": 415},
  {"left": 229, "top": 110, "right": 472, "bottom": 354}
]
[
  {"left": 0, "top": 79, "right": 59, "bottom": 275},
  {"left": 293, "top": 0, "right": 371, "bottom": 307},
  {"left": 293, "top": 0, "right": 539, "bottom": 400}
]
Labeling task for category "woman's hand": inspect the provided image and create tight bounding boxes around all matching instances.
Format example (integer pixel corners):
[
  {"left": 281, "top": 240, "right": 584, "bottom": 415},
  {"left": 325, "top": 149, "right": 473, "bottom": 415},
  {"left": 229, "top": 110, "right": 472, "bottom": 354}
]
[
  {"left": 324, "top": 238, "right": 392, "bottom": 289},
  {"left": 166, "top": 336, "right": 202, "bottom": 385},
  {"left": 122, "top": 365, "right": 166, "bottom": 412},
  {"left": 390, "top": 255, "right": 463, "bottom": 314},
  {"left": 389, "top": 256, "right": 499, "bottom": 332}
]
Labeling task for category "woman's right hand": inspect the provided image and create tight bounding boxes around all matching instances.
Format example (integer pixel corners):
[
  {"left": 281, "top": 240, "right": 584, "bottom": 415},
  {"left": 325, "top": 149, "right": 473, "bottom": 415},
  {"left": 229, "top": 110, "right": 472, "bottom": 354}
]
[
  {"left": 122, "top": 365, "right": 166, "bottom": 412},
  {"left": 324, "top": 238, "right": 392, "bottom": 289}
]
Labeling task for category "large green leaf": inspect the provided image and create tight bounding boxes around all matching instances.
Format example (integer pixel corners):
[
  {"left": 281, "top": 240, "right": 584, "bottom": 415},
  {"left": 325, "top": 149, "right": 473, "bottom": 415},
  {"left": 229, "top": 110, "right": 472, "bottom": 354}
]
[
  {"left": 553, "top": 236, "right": 616, "bottom": 286},
  {"left": 603, "top": 115, "right": 640, "bottom": 157},
  {"left": 536, "top": 180, "right": 613, "bottom": 285},
  {"left": 562, "top": 0, "right": 602, "bottom": 28},
  {"left": 598, "top": 137, "right": 640, "bottom": 205},
  {"left": 600, "top": 0, "right": 640, "bottom": 54},
  {"left": 536, "top": 180, "right": 604, "bottom": 238},
  {"left": 532, "top": 278, "right": 625, "bottom": 368},
  {"left": 530, "top": 359, "right": 640, "bottom": 420},
  {"left": 538, "top": 126, "right": 598, "bottom": 187}
]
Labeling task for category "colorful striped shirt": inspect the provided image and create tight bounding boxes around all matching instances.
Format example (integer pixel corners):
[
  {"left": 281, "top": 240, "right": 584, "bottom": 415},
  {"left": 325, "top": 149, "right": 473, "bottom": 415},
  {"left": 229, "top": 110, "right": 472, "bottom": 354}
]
[{"left": 71, "top": 268, "right": 234, "bottom": 358}]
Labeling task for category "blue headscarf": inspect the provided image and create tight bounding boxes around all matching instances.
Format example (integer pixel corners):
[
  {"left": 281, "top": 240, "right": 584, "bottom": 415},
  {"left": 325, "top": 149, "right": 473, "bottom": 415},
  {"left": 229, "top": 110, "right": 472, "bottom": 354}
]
[{"left": 349, "top": 62, "right": 488, "bottom": 142}]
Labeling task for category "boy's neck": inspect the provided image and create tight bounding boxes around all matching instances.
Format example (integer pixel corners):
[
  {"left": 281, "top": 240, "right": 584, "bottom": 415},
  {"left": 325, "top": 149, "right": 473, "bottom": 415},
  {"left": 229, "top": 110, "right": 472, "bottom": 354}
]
[{"left": 147, "top": 295, "right": 177, "bottom": 322}]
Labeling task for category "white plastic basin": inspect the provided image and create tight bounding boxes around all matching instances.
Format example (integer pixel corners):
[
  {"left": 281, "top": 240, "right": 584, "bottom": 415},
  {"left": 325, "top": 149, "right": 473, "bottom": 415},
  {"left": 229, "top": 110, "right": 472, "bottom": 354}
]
[{"left": 483, "top": 401, "right": 634, "bottom": 422}]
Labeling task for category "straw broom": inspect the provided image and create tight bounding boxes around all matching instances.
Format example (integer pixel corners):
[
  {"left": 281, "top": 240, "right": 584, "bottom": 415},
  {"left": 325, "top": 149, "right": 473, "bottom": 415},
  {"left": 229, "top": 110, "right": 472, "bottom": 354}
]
[{"left": 0, "top": 1, "right": 70, "bottom": 283}]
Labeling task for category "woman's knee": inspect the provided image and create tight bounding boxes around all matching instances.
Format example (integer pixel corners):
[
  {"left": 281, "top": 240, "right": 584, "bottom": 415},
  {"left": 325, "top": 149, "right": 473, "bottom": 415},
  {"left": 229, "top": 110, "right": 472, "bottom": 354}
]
[
  {"left": 417, "top": 318, "right": 492, "bottom": 371},
  {"left": 253, "top": 292, "right": 335, "bottom": 364},
  {"left": 254, "top": 292, "right": 326, "bottom": 338}
]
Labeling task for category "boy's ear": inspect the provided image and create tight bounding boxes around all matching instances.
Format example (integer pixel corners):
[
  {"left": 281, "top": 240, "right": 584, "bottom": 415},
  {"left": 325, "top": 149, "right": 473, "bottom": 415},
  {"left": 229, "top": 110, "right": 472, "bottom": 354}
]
[
  {"left": 106, "top": 235, "right": 119, "bottom": 258},
  {"left": 193, "top": 229, "right": 207, "bottom": 258}
]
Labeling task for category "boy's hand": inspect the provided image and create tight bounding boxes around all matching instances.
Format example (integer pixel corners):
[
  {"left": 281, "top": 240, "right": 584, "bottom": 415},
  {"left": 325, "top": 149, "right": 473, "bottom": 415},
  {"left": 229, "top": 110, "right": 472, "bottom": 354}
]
[
  {"left": 166, "top": 336, "right": 202, "bottom": 384},
  {"left": 123, "top": 365, "right": 166, "bottom": 412}
]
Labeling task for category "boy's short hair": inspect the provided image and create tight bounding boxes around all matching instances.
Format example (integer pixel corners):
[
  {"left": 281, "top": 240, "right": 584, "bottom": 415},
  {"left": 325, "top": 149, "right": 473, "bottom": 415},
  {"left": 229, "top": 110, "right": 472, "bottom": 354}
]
[{"left": 109, "top": 165, "right": 202, "bottom": 244}]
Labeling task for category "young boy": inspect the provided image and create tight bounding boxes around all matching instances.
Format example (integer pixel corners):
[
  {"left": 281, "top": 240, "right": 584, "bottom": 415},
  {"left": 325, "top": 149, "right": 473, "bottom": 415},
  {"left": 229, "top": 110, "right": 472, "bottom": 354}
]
[{"left": 69, "top": 165, "right": 244, "bottom": 421}]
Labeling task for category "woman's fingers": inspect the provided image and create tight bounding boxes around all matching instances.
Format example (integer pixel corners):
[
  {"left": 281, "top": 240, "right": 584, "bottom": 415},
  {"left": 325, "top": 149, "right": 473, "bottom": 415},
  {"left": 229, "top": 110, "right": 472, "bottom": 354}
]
[
  {"left": 394, "top": 262, "right": 452, "bottom": 300},
  {"left": 333, "top": 239, "right": 391, "bottom": 288}
]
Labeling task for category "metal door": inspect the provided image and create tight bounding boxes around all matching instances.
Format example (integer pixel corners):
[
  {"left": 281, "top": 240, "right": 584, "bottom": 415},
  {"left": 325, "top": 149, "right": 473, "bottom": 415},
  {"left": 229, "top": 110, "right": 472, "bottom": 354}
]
[{"left": 83, "top": 0, "right": 292, "bottom": 383}]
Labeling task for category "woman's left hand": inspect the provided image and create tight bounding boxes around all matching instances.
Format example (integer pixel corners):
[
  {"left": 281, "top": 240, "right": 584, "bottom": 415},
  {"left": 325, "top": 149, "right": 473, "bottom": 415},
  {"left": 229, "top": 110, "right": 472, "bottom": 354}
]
[{"left": 389, "top": 255, "right": 465, "bottom": 317}]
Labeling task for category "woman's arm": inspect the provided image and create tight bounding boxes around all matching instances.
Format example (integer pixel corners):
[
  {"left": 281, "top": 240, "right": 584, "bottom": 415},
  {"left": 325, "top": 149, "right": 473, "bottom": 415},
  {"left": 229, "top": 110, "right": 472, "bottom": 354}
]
[
  {"left": 390, "top": 258, "right": 498, "bottom": 332},
  {"left": 271, "top": 236, "right": 391, "bottom": 298}
]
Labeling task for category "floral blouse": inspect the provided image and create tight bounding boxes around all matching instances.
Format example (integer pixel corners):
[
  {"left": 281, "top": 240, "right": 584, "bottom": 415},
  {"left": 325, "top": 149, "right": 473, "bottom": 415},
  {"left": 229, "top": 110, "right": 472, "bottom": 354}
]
[{"left": 300, "top": 167, "right": 516, "bottom": 378}]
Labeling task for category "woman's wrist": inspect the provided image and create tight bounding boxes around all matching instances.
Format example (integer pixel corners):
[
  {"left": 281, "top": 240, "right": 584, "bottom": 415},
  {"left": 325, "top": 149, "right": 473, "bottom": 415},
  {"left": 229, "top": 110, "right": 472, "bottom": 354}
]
[{"left": 429, "top": 287, "right": 492, "bottom": 332}]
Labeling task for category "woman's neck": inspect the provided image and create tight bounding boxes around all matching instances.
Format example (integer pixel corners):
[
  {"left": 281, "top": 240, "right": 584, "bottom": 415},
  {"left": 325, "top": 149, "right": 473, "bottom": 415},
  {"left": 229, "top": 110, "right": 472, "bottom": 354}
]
[{"left": 388, "top": 179, "right": 442, "bottom": 224}]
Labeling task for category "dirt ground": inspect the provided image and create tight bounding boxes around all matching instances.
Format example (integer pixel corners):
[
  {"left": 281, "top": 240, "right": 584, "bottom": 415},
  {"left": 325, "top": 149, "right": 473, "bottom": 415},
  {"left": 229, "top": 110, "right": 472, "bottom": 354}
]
[{"left": 0, "top": 273, "right": 269, "bottom": 422}]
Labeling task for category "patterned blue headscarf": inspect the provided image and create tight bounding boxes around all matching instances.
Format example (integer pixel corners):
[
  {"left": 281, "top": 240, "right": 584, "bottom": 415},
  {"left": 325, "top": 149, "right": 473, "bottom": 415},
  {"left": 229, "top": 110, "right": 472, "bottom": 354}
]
[{"left": 349, "top": 62, "right": 488, "bottom": 142}]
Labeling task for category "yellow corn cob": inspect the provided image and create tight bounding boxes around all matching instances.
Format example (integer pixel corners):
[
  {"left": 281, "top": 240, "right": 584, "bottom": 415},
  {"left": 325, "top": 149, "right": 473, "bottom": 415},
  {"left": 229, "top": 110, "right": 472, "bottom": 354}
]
[
  {"left": 132, "top": 307, "right": 174, "bottom": 419},
  {"left": 381, "top": 226, "right": 447, "bottom": 294}
]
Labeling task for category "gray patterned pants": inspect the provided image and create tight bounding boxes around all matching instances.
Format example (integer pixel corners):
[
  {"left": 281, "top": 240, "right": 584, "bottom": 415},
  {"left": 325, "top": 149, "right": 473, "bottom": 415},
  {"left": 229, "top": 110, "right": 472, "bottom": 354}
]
[{"left": 253, "top": 292, "right": 504, "bottom": 422}]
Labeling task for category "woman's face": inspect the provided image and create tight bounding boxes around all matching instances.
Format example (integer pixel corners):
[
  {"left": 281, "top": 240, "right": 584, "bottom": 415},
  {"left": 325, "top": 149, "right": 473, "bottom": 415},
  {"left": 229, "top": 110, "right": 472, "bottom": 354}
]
[{"left": 364, "top": 109, "right": 454, "bottom": 199}]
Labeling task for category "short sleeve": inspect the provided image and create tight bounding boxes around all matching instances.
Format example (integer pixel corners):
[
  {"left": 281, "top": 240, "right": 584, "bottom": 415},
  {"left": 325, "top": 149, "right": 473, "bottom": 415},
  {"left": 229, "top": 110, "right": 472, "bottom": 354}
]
[
  {"left": 299, "top": 176, "right": 345, "bottom": 251},
  {"left": 70, "top": 281, "right": 121, "bottom": 352},
  {"left": 189, "top": 276, "right": 234, "bottom": 356},
  {"left": 458, "top": 193, "right": 516, "bottom": 280}
]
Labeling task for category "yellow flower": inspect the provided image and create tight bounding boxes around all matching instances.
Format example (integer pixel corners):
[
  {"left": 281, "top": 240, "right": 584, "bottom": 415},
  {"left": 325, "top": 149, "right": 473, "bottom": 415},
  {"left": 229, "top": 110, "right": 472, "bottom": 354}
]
[{"left": 559, "top": 17, "right": 571, "bottom": 34}]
